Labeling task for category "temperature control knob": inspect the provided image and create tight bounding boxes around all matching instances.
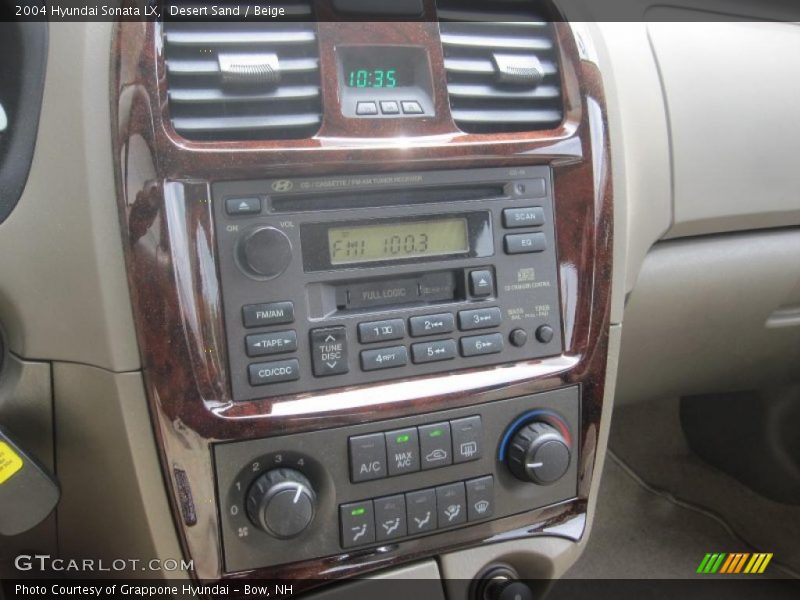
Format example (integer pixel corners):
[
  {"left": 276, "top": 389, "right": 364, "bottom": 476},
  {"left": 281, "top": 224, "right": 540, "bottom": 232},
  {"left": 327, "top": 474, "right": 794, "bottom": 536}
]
[
  {"left": 237, "top": 226, "right": 292, "bottom": 279},
  {"left": 506, "top": 422, "right": 570, "bottom": 485},
  {"left": 246, "top": 468, "right": 316, "bottom": 539}
]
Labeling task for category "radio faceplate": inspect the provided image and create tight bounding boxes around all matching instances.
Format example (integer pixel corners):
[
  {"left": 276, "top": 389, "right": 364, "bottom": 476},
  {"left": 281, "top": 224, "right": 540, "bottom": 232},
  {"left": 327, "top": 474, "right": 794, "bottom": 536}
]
[{"left": 213, "top": 167, "right": 563, "bottom": 402}]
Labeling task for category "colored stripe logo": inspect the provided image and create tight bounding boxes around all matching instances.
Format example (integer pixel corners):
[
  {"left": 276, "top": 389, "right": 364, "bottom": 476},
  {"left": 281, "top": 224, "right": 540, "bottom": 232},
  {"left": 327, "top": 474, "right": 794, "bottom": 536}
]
[{"left": 697, "top": 553, "right": 773, "bottom": 574}]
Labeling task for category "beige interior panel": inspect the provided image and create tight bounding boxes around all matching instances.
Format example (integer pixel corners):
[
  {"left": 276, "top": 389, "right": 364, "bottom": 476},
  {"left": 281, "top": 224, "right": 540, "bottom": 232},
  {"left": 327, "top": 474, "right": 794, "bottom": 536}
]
[
  {"left": 590, "top": 22, "right": 672, "bottom": 308},
  {"left": 648, "top": 17, "right": 800, "bottom": 239},
  {"left": 53, "top": 363, "right": 184, "bottom": 579},
  {"left": 617, "top": 230, "right": 800, "bottom": 406},
  {"left": 0, "top": 22, "right": 139, "bottom": 372}
]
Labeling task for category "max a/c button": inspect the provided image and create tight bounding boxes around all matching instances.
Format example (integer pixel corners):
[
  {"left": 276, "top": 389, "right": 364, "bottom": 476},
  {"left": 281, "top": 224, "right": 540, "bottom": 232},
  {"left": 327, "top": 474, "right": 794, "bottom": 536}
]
[{"left": 248, "top": 359, "right": 300, "bottom": 386}]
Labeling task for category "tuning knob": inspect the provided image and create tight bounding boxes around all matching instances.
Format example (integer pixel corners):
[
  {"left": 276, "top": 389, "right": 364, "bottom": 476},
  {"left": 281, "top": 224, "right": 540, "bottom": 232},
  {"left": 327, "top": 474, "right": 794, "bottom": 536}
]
[
  {"left": 246, "top": 468, "right": 316, "bottom": 539},
  {"left": 237, "top": 226, "right": 292, "bottom": 279},
  {"left": 506, "top": 422, "right": 570, "bottom": 484}
]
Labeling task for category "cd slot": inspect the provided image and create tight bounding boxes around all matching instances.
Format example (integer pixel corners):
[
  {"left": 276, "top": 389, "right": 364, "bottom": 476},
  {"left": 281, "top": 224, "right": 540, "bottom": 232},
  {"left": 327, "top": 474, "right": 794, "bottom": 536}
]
[{"left": 270, "top": 183, "right": 508, "bottom": 213}]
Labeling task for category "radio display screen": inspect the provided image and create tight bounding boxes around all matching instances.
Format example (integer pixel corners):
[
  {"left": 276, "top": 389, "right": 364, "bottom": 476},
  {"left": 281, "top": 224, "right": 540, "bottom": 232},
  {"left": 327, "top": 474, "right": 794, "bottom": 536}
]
[{"left": 328, "top": 218, "right": 469, "bottom": 265}]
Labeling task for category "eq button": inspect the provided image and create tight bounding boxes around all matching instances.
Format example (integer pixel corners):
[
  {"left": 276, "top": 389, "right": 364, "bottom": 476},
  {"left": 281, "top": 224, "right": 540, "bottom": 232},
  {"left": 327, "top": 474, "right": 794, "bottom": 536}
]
[{"left": 310, "top": 327, "right": 349, "bottom": 377}]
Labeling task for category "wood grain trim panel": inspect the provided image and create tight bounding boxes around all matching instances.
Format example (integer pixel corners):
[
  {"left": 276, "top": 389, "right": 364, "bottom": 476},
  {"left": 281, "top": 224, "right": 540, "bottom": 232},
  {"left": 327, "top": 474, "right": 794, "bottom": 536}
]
[{"left": 111, "top": 10, "right": 612, "bottom": 588}]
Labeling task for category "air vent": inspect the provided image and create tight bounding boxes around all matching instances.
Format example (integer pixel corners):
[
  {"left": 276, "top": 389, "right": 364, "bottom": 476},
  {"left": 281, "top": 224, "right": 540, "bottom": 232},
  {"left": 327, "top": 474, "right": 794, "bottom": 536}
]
[
  {"left": 163, "top": 12, "right": 322, "bottom": 141},
  {"left": 437, "top": 1, "right": 563, "bottom": 134}
]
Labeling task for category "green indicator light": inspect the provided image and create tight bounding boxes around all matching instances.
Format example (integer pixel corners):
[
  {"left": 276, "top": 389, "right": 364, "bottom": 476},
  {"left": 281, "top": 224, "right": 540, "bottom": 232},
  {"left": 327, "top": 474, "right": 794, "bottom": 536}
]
[
  {"left": 351, "top": 507, "right": 366, "bottom": 516},
  {"left": 396, "top": 434, "right": 410, "bottom": 444},
  {"left": 429, "top": 430, "right": 443, "bottom": 438}
]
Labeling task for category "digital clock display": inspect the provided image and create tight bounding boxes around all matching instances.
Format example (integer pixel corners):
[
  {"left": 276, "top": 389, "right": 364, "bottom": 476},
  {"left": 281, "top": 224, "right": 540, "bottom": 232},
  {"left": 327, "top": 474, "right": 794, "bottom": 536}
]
[
  {"left": 341, "top": 49, "right": 415, "bottom": 89},
  {"left": 346, "top": 68, "right": 400, "bottom": 88},
  {"left": 328, "top": 218, "right": 469, "bottom": 265}
]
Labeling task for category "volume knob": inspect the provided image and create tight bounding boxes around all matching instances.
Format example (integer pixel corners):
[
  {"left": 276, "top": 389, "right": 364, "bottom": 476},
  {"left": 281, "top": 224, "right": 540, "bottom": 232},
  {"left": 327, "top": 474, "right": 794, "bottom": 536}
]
[
  {"left": 246, "top": 468, "right": 316, "bottom": 539},
  {"left": 506, "top": 422, "right": 570, "bottom": 485},
  {"left": 237, "top": 226, "right": 292, "bottom": 279}
]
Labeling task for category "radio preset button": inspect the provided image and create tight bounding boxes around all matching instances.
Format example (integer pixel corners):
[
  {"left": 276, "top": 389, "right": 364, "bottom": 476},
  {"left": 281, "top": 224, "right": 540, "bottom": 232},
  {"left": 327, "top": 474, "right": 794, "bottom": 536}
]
[
  {"left": 225, "top": 196, "right": 261, "bottom": 216},
  {"left": 248, "top": 359, "right": 300, "bottom": 386},
  {"left": 504, "top": 232, "right": 547, "bottom": 254},
  {"left": 349, "top": 433, "right": 387, "bottom": 483},
  {"left": 360, "top": 346, "right": 408, "bottom": 371},
  {"left": 242, "top": 302, "right": 294, "bottom": 328},
  {"left": 411, "top": 339, "right": 457, "bottom": 364},
  {"left": 385, "top": 427, "right": 421, "bottom": 476},
  {"left": 469, "top": 269, "right": 495, "bottom": 297},
  {"left": 358, "top": 319, "right": 406, "bottom": 344},
  {"left": 419, "top": 422, "right": 452, "bottom": 470},
  {"left": 245, "top": 330, "right": 297, "bottom": 357},
  {"left": 340, "top": 500, "right": 375, "bottom": 548},
  {"left": 503, "top": 207, "right": 545, "bottom": 228},
  {"left": 451, "top": 416, "right": 483, "bottom": 463},
  {"left": 310, "top": 327, "right": 349, "bottom": 377},
  {"left": 460, "top": 333, "right": 504, "bottom": 357},
  {"left": 458, "top": 307, "right": 502, "bottom": 331},
  {"left": 409, "top": 313, "right": 455, "bottom": 337}
]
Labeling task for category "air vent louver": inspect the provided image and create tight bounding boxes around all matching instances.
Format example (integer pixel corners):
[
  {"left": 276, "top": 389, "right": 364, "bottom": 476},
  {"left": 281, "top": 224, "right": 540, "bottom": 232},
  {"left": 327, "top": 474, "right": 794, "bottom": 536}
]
[
  {"left": 163, "top": 8, "right": 321, "bottom": 141},
  {"left": 437, "top": 1, "right": 563, "bottom": 134}
]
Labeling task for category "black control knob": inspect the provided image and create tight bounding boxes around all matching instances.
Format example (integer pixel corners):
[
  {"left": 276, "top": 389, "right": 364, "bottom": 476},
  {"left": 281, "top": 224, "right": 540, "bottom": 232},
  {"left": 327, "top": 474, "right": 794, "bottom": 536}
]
[
  {"left": 506, "top": 422, "right": 570, "bottom": 484},
  {"left": 246, "top": 468, "right": 316, "bottom": 539},
  {"left": 237, "top": 226, "right": 292, "bottom": 279},
  {"left": 483, "top": 580, "right": 534, "bottom": 600}
]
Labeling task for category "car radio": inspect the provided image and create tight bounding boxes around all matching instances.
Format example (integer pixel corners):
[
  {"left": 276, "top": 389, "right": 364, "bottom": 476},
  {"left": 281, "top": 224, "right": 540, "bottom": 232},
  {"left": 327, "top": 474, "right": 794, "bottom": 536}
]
[{"left": 213, "top": 167, "right": 563, "bottom": 402}]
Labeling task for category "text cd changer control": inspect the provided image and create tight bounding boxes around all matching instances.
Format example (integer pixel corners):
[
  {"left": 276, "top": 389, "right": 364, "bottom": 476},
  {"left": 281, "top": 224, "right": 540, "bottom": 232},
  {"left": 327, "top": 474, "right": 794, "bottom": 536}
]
[{"left": 213, "top": 167, "right": 563, "bottom": 402}]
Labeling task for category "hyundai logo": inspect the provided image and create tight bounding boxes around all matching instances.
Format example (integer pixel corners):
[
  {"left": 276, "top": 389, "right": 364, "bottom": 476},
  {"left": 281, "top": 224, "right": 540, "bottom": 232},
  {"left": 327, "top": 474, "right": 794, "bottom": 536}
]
[{"left": 271, "top": 180, "right": 293, "bottom": 192}]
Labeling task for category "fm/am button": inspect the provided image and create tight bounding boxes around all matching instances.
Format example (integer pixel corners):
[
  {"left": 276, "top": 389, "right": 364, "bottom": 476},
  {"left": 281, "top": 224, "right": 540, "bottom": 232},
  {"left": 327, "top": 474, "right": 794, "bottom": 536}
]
[{"left": 310, "top": 327, "right": 349, "bottom": 377}]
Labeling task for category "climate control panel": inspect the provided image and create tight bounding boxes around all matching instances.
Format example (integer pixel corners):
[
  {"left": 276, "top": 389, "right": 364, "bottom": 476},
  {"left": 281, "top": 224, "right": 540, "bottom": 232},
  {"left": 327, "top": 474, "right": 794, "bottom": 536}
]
[{"left": 214, "top": 387, "right": 580, "bottom": 573}]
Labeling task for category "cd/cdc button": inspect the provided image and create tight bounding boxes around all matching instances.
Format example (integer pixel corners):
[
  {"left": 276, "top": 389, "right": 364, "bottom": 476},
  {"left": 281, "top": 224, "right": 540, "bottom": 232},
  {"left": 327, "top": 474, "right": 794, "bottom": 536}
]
[{"left": 248, "top": 359, "right": 300, "bottom": 386}]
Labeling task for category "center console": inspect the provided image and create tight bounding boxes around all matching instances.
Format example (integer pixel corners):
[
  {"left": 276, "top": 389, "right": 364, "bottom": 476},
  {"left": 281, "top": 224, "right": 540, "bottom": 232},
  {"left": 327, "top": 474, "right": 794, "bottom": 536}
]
[{"left": 112, "top": 6, "right": 614, "bottom": 590}]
